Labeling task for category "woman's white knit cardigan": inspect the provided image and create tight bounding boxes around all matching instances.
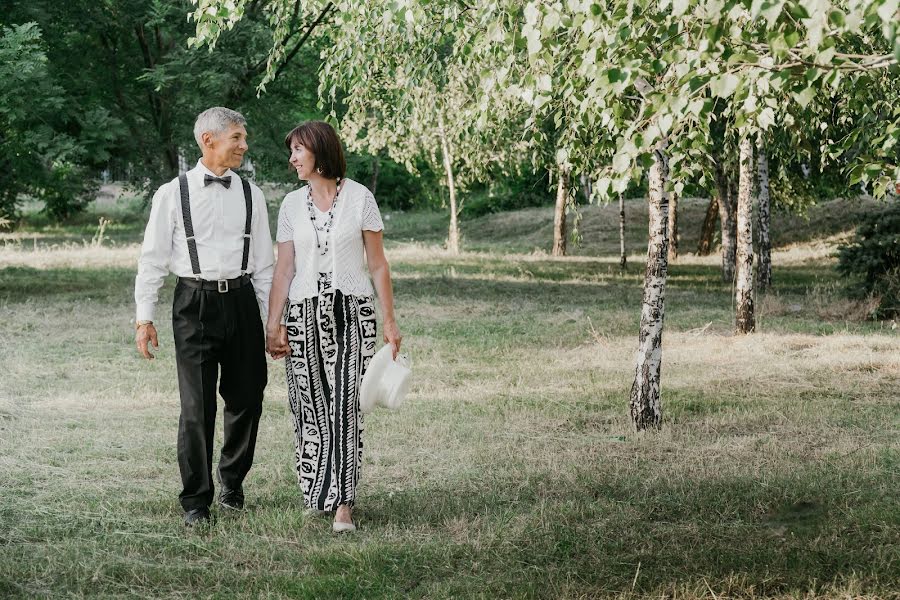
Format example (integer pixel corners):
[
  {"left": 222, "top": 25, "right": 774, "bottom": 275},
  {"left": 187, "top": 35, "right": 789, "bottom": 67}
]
[{"left": 277, "top": 178, "right": 383, "bottom": 301}]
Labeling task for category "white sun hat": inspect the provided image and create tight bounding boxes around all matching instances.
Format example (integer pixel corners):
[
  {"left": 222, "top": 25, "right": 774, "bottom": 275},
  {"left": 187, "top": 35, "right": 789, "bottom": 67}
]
[{"left": 359, "top": 344, "right": 412, "bottom": 414}]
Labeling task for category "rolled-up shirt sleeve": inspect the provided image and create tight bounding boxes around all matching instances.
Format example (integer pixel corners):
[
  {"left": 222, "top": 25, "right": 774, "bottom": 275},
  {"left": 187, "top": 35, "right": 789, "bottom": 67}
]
[
  {"left": 134, "top": 183, "right": 175, "bottom": 322},
  {"left": 250, "top": 186, "right": 275, "bottom": 324}
]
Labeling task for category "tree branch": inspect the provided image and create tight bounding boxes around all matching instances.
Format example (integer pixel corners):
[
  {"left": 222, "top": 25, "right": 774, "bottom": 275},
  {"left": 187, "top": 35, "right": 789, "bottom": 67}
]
[{"left": 272, "top": 2, "right": 334, "bottom": 82}]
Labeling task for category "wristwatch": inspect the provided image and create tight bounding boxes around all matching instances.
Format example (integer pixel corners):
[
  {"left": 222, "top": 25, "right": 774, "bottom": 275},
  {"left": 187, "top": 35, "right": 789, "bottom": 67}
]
[{"left": 135, "top": 320, "right": 154, "bottom": 329}]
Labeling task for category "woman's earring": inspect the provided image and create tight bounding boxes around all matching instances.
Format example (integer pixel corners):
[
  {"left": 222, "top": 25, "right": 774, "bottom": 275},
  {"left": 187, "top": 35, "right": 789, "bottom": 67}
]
[{"left": 316, "top": 166, "right": 323, "bottom": 174}]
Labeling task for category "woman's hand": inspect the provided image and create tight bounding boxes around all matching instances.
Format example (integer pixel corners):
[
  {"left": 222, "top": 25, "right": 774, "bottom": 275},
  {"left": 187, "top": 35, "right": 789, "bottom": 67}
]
[
  {"left": 266, "top": 323, "right": 290, "bottom": 360},
  {"left": 383, "top": 318, "right": 403, "bottom": 359}
]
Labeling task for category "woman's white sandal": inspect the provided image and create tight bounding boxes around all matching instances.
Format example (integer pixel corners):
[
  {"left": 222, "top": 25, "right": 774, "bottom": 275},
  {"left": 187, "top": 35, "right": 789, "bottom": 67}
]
[{"left": 332, "top": 521, "right": 356, "bottom": 533}]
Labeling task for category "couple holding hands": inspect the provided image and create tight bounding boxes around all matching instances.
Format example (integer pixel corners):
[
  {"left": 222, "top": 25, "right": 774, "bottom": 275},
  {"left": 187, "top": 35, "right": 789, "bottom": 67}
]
[{"left": 134, "top": 107, "right": 402, "bottom": 533}]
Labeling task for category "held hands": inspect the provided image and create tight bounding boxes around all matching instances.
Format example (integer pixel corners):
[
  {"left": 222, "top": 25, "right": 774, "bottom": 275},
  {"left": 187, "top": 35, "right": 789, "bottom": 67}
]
[
  {"left": 136, "top": 323, "right": 159, "bottom": 360},
  {"left": 266, "top": 323, "right": 290, "bottom": 360},
  {"left": 383, "top": 318, "right": 403, "bottom": 360}
]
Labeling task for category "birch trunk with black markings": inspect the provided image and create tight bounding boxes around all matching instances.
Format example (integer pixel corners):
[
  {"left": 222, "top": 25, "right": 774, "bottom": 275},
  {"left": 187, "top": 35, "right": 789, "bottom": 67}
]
[
  {"left": 714, "top": 158, "right": 736, "bottom": 282},
  {"left": 629, "top": 141, "right": 670, "bottom": 431},
  {"left": 619, "top": 192, "right": 627, "bottom": 269},
  {"left": 667, "top": 191, "right": 679, "bottom": 261},
  {"left": 735, "top": 136, "right": 756, "bottom": 334},
  {"left": 756, "top": 142, "right": 772, "bottom": 292},
  {"left": 438, "top": 113, "right": 460, "bottom": 255},
  {"left": 552, "top": 166, "right": 569, "bottom": 257}
]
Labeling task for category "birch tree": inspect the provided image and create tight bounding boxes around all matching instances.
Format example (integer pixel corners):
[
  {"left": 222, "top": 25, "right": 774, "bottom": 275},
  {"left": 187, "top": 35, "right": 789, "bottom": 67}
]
[
  {"left": 552, "top": 167, "right": 570, "bottom": 256},
  {"left": 630, "top": 142, "right": 670, "bottom": 429},
  {"left": 619, "top": 193, "right": 628, "bottom": 269},
  {"left": 756, "top": 140, "right": 773, "bottom": 291},
  {"left": 190, "top": 0, "right": 900, "bottom": 430},
  {"left": 735, "top": 136, "right": 756, "bottom": 333},
  {"left": 667, "top": 191, "right": 679, "bottom": 261}
]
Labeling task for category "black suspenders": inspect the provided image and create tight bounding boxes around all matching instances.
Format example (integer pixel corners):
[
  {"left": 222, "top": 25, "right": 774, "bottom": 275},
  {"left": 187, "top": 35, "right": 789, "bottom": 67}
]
[
  {"left": 178, "top": 174, "right": 253, "bottom": 280},
  {"left": 178, "top": 174, "right": 201, "bottom": 277},
  {"left": 240, "top": 179, "right": 252, "bottom": 274}
]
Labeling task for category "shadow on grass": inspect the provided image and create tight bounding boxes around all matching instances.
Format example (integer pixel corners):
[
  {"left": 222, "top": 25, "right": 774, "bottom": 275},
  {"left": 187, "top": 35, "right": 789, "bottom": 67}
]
[
  {"left": 1, "top": 427, "right": 894, "bottom": 598},
  {"left": 216, "top": 456, "right": 896, "bottom": 597},
  {"left": 374, "top": 461, "right": 891, "bottom": 596}
]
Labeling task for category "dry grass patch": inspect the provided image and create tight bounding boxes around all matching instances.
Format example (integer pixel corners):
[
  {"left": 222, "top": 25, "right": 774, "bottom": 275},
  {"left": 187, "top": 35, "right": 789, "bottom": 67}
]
[{"left": 0, "top": 242, "right": 141, "bottom": 269}]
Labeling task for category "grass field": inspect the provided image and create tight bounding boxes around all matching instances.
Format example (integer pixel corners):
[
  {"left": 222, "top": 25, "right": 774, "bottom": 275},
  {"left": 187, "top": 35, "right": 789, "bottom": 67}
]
[{"left": 0, "top": 194, "right": 897, "bottom": 598}]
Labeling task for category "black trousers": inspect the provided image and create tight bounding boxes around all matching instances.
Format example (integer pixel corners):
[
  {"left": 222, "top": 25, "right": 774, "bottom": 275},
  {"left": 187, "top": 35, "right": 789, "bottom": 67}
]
[{"left": 172, "top": 278, "right": 267, "bottom": 511}]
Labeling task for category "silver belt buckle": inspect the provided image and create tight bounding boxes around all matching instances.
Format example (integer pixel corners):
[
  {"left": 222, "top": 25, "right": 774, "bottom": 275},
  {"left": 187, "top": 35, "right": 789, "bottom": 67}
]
[{"left": 217, "top": 279, "right": 229, "bottom": 293}]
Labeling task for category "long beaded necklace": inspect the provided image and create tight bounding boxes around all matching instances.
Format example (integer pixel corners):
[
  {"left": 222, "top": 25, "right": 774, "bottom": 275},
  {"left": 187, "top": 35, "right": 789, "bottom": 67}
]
[{"left": 306, "top": 178, "right": 344, "bottom": 256}]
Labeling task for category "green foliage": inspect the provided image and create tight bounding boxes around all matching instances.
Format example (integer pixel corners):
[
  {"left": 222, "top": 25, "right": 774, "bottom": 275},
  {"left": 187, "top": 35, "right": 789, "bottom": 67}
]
[
  {"left": 3, "top": 0, "right": 331, "bottom": 223},
  {"left": 345, "top": 153, "right": 433, "bottom": 211},
  {"left": 836, "top": 200, "right": 900, "bottom": 318},
  {"left": 0, "top": 23, "right": 102, "bottom": 222},
  {"left": 461, "top": 172, "right": 551, "bottom": 219}
]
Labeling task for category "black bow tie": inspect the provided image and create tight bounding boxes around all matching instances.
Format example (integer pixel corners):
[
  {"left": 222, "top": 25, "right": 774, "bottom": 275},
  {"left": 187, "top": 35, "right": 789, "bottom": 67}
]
[{"left": 204, "top": 174, "right": 232, "bottom": 188}]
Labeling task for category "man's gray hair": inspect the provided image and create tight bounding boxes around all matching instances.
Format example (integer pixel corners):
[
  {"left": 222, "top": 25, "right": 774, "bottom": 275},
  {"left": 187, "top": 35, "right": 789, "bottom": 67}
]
[{"left": 193, "top": 107, "right": 247, "bottom": 148}]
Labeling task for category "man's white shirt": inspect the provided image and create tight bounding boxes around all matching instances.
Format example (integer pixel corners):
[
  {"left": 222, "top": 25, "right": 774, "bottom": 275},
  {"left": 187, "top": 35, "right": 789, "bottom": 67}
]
[{"left": 134, "top": 159, "right": 274, "bottom": 323}]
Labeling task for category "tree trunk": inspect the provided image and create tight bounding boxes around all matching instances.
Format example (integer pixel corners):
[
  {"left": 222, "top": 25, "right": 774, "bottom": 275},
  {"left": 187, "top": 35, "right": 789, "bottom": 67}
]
[
  {"left": 552, "top": 166, "right": 569, "bottom": 257},
  {"left": 756, "top": 141, "right": 772, "bottom": 292},
  {"left": 438, "top": 114, "right": 460, "bottom": 255},
  {"left": 619, "top": 192, "right": 627, "bottom": 270},
  {"left": 630, "top": 140, "right": 670, "bottom": 431},
  {"left": 370, "top": 154, "right": 380, "bottom": 196},
  {"left": 735, "top": 136, "right": 755, "bottom": 334},
  {"left": 697, "top": 196, "right": 718, "bottom": 255},
  {"left": 579, "top": 173, "right": 592, "bottom": 203},
  {"left": 135, "top": 24, "right": 178, "bottom": 178},
  {"left": 714, "top": 158, "right": 736, "bottom": 282},
  {"left": 667, "top": 190, "right": 679, "bottom": 261}
]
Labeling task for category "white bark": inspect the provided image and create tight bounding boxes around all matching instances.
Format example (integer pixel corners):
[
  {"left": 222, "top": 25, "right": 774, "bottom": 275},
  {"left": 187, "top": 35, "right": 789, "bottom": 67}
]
[
  {"left": 667, "top": 191, "right": 679, "bottom": 261},
  {"left": 629, "top": 140, "right": 670, "bottom": 431},
  {"left": 735, "top": 136, "right": 755, "bottom": 334},
  {"left": 552, "top": 166, "right": 569, "bottom": 257},
  {"left": 619, "top": 192, "right": 627, "bottom": 269},
  {"left": 579, "top": 173, "right": 592, "bottom": 203},
  {"left": 756, "top": 141, "right": 772, "bottom": 292},
  {"left": 438, "top": 113, "right": 460, "bottom": 255},
  {"left": 714, "top": 159, "right": 736, "bottom": 282}
]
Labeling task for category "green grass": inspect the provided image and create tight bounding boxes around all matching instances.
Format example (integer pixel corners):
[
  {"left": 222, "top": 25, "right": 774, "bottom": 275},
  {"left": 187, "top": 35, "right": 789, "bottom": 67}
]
[{"left": 0, "top": 196, "right": 897, "bottom": 598}]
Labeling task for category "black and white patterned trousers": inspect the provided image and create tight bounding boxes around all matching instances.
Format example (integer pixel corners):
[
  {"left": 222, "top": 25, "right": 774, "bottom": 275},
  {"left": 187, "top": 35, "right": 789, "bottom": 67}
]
[{"left": 284, "top": 272, "right": 377, "bottom": 510}]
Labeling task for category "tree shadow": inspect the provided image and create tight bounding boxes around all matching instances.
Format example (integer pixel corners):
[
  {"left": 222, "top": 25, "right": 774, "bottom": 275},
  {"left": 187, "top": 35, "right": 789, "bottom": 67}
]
[{"left": 341, "top": 459, "right": 894, "bottom": 597}]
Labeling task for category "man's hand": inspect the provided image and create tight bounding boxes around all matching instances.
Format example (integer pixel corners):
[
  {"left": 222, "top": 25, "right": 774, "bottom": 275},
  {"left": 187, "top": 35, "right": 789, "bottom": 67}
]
[
  {"left": 136, "top": 323, "right": 159, "bottom": 359},
  {"left": 266, "top": 323, "right": 290, "bottom": 360}
]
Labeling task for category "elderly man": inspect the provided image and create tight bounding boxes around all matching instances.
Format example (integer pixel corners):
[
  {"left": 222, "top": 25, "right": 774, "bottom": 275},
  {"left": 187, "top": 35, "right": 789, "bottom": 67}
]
[{"left": 134, "top": 107, "right": 274, "bottom": 526}]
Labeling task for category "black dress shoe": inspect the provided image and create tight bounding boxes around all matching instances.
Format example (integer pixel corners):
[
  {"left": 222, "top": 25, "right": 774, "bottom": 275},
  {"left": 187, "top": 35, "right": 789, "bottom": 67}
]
[
  {"left": 218, "top": 487, "right": 245, "bottom": 511},
  {"left": 183, "top": 507, "right": 211, "bottom": 526}
]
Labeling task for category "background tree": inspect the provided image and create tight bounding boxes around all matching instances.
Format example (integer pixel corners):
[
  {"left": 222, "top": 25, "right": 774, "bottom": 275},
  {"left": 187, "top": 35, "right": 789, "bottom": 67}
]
[
  {"left": 2, "top": 0, "right": 331, "bottom": 222},
  {"left": 0, "top": 23, "right": 118, "bottom": 222}
]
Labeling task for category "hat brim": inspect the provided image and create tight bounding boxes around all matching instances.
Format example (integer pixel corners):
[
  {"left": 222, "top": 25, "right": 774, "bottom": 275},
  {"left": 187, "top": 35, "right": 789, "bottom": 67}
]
[{"left": 360, "top": 344, "right": 394, "bottom": 414}]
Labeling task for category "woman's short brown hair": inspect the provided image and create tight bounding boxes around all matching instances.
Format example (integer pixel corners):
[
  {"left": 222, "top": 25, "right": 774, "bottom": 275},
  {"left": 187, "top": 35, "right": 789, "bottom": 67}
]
[{"left": 283, "top": 121, "right": 347, "bottom": 180}]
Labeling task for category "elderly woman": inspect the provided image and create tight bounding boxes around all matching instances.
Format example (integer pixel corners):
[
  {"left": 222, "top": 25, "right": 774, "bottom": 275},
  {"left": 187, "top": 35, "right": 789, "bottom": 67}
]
[{"left": 266, "top": 121, "right": 401, "bottom": 533}]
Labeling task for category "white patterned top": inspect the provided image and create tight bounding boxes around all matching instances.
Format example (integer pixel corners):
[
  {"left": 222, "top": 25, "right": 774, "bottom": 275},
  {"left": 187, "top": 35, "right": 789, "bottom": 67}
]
[{"left": 277, "top": 178, "right": 384, "bottom": 301}]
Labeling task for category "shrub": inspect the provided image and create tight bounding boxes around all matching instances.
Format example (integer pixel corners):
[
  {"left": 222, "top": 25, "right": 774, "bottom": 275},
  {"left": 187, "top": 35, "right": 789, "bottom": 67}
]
[
  {"left": 462, "top": 172, "right": 551, "bottom": 219},
  {"left": 836, "top": 201, "right": 900, "bottom": 318}
]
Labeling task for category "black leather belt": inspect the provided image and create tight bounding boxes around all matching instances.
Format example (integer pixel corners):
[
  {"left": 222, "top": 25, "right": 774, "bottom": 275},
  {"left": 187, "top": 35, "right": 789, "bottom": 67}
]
[{"left": 178, "top": 274, "right": 251, "bottom": 293}]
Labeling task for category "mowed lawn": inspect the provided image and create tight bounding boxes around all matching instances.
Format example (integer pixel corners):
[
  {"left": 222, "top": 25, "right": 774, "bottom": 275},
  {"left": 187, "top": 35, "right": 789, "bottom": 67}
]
[{"left": 0, "top": 196, "right": 897, "bottom": 598}]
